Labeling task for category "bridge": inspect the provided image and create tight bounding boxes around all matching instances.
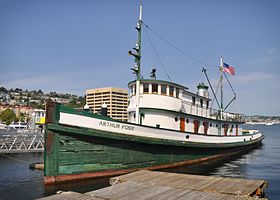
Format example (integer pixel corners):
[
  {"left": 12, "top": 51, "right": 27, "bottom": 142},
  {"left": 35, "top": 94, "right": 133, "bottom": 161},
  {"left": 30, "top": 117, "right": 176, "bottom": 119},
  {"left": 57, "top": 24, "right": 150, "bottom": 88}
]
[{"left": 0, "top": 130, "right": 44, "bottom": 153}]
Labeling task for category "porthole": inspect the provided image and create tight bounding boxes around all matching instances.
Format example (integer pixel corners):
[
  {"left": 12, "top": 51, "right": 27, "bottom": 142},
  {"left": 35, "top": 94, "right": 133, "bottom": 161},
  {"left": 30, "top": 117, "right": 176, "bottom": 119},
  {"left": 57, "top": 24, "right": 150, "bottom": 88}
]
[
  {"left": 175, "top": 117, "right": 178, "bottom": 122},
  {"left": 210, "top": 123, "right": 212, "bottom": 127},
  {"left": 186, "top": 135, "right": 190, "bottom": 139},
  {"left": 216, "top": 124, "right": 218, "bottom": 127},
  {"left": 186, "top": 119, "right": 189, "bottom": 123}
]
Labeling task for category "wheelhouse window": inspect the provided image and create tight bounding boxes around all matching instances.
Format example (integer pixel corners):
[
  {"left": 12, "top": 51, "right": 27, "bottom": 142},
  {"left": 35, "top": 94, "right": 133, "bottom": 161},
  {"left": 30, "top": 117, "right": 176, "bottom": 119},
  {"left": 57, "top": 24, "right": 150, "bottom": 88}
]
[
  {"left": 143, "top": 83, "right": 149, "bottom": 93},
  {"left": 176, "top": 88, "right": 180, "bottom": 98},
  {"left": 161, "top": 85, "right": 167, "bottom": 95},
  {"left": 152, "top": 84, "right": 158, "bottom": 93},
  {"left": 192, "top": 96, "right": 195, "bottom": 105},
  {"left": 169, "top": 86, "right": 174, "bottom": 97},
  {"left": 130, "top": 87, "right": 133, "bottom": 96}
]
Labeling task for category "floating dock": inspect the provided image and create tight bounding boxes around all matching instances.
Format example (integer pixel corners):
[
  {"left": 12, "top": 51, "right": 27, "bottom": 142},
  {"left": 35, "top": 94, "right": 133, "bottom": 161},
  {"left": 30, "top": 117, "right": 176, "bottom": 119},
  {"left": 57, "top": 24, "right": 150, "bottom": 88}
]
[{"left": 39, "top": 170, "right": 268, "bottom": 200}]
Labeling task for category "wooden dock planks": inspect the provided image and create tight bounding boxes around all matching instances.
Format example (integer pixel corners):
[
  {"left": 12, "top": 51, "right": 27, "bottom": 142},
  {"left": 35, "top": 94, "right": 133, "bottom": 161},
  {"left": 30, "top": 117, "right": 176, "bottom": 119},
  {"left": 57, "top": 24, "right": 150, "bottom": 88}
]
[
  {"left": 110, "top": 170, "right": 267, "bottom": 196},
  {"left": 39, "top": 170, "right": 268, "bottom": 200}
]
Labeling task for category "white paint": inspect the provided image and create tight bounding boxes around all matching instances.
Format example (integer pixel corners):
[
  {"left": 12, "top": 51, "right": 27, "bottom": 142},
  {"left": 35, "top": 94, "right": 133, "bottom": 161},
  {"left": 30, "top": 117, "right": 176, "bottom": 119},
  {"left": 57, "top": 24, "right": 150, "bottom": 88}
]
[{"left": 59, "top": 112, "right": 263, "bottom": 145}]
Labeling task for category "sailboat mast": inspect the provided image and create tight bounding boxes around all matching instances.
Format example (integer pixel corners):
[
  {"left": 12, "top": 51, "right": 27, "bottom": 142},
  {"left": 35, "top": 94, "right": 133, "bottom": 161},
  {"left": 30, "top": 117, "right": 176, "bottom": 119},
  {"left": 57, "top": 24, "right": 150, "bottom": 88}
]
[{"left": 220, "top": 56, "right": 223, "bottom": 119}]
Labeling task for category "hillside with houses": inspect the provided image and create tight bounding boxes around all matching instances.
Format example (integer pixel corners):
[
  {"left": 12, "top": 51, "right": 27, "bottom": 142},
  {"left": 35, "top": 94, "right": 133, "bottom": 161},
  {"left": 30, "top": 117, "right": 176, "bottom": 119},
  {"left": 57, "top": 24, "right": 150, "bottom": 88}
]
[{"left": 0, "top": 86, "right": 85, "bottom": 124}]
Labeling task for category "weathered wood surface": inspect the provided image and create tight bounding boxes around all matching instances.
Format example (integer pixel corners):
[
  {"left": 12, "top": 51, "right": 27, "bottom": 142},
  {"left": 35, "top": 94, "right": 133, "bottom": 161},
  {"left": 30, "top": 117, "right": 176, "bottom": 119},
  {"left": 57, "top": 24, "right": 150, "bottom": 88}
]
[
  {"left": 110, "top": 170, "right": 267, "bottom": 196},
  {"left": 39, "top": 170, "right": 268, "bottom": 200},
  {"left": 37, "top": 191, "right": 102, "bottom": 200}
]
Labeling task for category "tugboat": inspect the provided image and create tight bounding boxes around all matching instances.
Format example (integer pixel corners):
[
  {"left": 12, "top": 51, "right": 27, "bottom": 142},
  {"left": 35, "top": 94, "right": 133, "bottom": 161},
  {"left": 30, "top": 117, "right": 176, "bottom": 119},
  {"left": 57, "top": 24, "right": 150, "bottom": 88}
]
[{"left": 44, "top": 4, "right": 264, "bottom": 184}]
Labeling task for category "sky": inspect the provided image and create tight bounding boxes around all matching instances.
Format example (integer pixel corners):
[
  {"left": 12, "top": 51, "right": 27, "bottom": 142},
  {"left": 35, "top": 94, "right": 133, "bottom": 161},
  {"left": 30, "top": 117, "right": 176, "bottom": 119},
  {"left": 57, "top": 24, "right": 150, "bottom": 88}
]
[{"left": 0, "top": 0, "right": 280, "bottom": 116}]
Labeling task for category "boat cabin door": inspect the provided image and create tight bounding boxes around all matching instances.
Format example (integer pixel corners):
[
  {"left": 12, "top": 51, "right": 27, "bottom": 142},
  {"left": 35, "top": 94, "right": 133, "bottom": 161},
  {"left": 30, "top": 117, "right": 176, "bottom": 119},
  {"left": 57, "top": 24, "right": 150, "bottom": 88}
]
[{"left": 180, "top": 117, "right": 185, "bottom": 132}]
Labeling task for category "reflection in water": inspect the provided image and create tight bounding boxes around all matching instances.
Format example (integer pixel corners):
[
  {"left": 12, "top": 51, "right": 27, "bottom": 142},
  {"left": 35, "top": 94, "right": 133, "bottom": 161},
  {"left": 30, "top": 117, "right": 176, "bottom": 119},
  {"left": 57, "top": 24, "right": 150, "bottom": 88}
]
[{"left": 161, "top": 144, "right": 264, "bottom": 178}]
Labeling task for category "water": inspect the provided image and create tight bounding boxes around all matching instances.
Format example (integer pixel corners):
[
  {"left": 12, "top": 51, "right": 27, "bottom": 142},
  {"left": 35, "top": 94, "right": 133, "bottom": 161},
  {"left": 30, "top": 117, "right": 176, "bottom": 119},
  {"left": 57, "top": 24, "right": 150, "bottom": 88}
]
[{"left": 0, "top": 124, "right": 279, "bottom": 199}]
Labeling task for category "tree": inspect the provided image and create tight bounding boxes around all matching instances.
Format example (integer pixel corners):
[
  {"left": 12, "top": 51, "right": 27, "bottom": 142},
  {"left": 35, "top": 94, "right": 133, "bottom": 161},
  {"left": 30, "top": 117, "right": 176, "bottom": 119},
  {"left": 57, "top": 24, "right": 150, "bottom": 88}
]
[
  {"left": 37, "top": 89, "right": 44, "bottom": 95},
  {"left": 19, "top": 112, "right": 26, "bottom": 122},
  {"left": 67, "top": 99, "right": 77, "bottom": 108},
  {"left": 0, "top": 109, "right": 16, "bottom": 125},
  {"left": 0, "top": 87, "right": 8, "bottom": 93}
]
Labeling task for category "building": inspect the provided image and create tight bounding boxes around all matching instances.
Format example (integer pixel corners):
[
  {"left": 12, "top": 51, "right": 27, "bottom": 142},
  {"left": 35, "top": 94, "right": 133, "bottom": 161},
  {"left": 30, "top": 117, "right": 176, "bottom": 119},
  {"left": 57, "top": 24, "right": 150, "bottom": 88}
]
[{"left": 86, "top": 87, "right": 128, "bottom": 121}]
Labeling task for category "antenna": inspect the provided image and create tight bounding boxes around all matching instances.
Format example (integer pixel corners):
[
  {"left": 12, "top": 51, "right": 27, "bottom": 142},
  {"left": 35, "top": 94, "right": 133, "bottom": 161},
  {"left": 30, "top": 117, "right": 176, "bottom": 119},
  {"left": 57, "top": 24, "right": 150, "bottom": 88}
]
[{"left": 150, "top": 68, "right": 157, "bottom": 79}]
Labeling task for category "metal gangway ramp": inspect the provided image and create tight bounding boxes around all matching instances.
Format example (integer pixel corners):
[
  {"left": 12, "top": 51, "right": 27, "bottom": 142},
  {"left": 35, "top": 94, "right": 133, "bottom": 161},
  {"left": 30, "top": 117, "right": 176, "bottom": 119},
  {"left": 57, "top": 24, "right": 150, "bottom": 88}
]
[{"left": 0, "top": 131, "right": 44, "bottom": 153}]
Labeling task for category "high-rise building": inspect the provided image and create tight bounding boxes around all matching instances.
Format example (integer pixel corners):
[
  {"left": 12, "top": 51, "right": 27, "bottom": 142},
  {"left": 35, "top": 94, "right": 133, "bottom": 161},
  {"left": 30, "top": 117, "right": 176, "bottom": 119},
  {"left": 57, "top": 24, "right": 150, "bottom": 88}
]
[{"left": 86, "top": 87, "right": 128, "bottom": 121}]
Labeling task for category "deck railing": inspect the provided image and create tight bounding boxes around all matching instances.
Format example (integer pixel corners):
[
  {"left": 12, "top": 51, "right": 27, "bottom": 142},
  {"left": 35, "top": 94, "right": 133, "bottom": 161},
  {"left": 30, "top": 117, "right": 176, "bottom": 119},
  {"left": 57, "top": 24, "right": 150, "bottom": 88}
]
[{"left": 182, "top": 101, "right": 245, "bottom": 122}]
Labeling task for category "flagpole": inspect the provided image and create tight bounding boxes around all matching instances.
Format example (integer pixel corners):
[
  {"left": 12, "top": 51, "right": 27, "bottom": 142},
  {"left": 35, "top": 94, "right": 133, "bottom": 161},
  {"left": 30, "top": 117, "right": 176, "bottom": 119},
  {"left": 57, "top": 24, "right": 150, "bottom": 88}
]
[{"left": 220, "top": 56, "right": 223, "bottom": 120}]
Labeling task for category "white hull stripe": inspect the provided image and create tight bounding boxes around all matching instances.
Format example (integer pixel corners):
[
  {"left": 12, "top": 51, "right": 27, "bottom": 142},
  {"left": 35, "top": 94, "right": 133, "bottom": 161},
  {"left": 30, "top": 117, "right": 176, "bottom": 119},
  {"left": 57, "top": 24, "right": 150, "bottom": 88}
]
[{"left": 59, "top": 112, "right": 263, "bottom": 144}]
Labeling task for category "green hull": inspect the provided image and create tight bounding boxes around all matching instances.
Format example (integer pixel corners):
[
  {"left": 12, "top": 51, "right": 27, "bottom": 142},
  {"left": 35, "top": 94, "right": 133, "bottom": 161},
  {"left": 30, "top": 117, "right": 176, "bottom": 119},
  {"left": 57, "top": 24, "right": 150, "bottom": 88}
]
[{"left": 44, "top": 102, "right": 263, "bottom": 184}]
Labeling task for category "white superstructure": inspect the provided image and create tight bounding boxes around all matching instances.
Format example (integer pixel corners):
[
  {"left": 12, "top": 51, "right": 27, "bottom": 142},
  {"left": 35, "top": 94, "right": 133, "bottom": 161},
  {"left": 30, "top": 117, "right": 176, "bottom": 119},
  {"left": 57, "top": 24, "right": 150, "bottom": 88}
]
[{"left": 127, "top": 79, "right": 244, "bottom": 136}]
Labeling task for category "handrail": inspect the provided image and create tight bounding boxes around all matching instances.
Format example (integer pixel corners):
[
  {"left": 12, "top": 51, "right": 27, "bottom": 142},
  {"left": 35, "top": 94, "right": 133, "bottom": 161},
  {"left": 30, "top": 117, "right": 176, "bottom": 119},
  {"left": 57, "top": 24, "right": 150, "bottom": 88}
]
[{"left": 181, "top": 100, "right": 245, "bottom": 122}]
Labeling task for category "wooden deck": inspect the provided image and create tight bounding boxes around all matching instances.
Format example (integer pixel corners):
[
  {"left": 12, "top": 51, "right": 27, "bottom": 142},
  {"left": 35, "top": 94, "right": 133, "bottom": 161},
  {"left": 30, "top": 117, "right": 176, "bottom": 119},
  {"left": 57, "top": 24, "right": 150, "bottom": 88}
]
[{"left": 39, "top": 170, "right": 268, "bottom": 200}]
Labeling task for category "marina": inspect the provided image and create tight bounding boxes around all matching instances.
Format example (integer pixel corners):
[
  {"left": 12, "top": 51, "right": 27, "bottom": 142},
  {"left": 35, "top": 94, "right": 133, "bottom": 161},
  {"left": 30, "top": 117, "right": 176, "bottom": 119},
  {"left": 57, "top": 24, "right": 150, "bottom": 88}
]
[
  {"left": 43, "top": 4, "right": 264, "bottom": 185},
  {"left": 0, "top": 1, "right": 279, "bottom": 200}
]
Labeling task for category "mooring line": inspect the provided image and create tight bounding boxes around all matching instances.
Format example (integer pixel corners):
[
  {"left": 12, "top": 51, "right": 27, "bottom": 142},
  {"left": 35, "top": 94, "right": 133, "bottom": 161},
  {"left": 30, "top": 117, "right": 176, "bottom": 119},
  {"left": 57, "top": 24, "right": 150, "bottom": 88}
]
[{"left": 0, "top": 152, "right": 31, "bottom": 164}]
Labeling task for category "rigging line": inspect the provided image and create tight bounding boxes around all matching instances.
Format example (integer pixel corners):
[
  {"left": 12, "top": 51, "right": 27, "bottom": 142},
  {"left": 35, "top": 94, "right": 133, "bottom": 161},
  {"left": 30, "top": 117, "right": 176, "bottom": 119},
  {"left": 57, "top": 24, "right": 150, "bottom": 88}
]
[
  {"left": 223, "top": 72, "right": 236, "bottom": 96},
  {"left": 202, "top": 68, "right": 220, "bottom": 109},
  {"left": 211, "top": 78, "right": 221, "bottom": 108},
  {"left": 143, "top": 25, "right": 173, "bottom": 82},
  {"left": 142, "top": 21, "right": 211, "bottom": 67}
]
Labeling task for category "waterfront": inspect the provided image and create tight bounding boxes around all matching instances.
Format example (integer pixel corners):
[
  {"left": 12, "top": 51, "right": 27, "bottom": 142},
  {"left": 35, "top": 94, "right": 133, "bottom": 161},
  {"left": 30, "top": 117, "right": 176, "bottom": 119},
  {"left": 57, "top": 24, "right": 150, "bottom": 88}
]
[{"left": 0, "top": 124, "right": 279, "bottom": 199}]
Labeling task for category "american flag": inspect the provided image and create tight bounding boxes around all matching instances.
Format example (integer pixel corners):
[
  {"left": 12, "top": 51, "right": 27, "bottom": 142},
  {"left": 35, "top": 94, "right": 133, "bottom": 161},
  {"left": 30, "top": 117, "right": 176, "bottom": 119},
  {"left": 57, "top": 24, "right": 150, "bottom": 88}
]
[{"left": 223, "top": 63, "right": 235, "bottom": 76}]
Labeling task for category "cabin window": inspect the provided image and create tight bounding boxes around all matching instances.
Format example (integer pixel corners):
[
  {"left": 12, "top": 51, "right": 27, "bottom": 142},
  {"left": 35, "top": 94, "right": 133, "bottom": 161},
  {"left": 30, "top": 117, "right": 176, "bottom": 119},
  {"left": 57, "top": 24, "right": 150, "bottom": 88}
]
[
  {"left": 186, "top": 119, "right": 189, "bottom": 123},
  {"left": 161, "top": 85, "right": 167, "bottom": 95},
  {"left": 152, "top": 84, "right": 158, "bottom": 93},
  {"left": 143, "top": 84, "right": 149, "bottom": 93},
  {"left": 176, "top": 88, "right": 180, "bottom": 98},
  {"left": 192, "top": 96, "right": 195, "bottom": 105},
  {"left": 169, "top": 86, "right": 174, "bottom": 97},
  {"left": 175, "top": 117, "right": 178, "bottom": 122},
  {"left": 200, "top": 99, "right": 203, "bottom": 107},
  {"left": 156, "top": 124, "right": 160, "bottom": 128},
  {"left": 206, "top": 101, "right": 209, "bottom": 109},
  {"left": 210, "top": 123, "right": 212, "bottom": 127},
  {"left": 216, "top": 124, "right": 218, "bottom": 127}
]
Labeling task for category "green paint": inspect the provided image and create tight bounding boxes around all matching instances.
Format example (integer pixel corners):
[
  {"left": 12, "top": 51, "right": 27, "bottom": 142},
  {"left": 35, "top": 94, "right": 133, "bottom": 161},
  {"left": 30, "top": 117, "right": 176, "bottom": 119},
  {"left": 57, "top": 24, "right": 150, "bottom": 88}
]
[{"left": 44, "top": 102, "right": 264, "bottom": 178}]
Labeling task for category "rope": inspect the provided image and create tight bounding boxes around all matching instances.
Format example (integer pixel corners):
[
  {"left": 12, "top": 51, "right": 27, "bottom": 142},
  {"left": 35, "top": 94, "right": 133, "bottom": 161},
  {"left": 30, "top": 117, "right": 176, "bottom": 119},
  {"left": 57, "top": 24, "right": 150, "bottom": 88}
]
[
  {"left": 0, "top": 152, "right": 31, "bottom": 164},
  {"left": 142, "top": 21, "right": 215, "bottom": 68},
  {"left": 143, "top": 25, "right": 173, "bottom": 81}
]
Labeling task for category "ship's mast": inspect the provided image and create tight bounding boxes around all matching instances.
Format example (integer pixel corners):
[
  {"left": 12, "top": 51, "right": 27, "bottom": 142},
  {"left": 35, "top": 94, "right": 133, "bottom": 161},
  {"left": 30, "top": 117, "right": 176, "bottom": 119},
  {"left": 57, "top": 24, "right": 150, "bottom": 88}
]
[
  {"left": 219, "top": 56, "right": 224, "bottom": 119},
  {"left": 129, "top": 4, "right": 143, "bottom": 124}
]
